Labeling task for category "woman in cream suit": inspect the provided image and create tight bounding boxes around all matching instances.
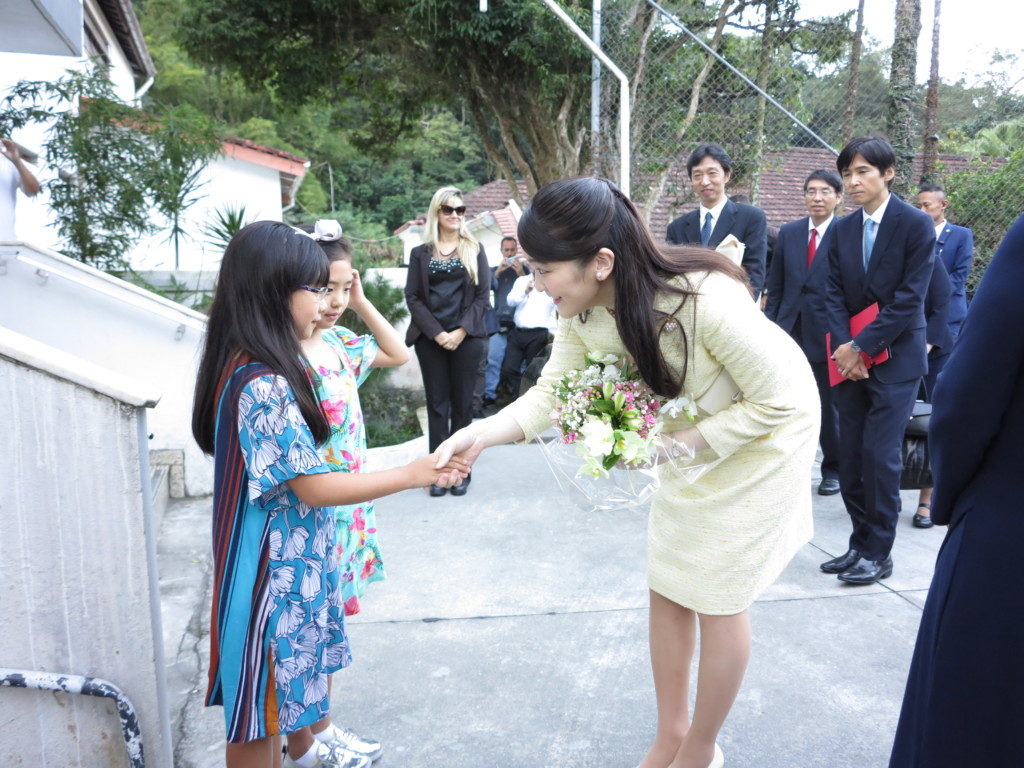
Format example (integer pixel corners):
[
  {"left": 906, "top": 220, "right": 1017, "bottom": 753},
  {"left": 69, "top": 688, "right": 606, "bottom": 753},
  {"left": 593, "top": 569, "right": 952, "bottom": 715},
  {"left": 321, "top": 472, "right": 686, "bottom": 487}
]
[{"left": 436, "top": 178, "right": 818, "bottom": 768}]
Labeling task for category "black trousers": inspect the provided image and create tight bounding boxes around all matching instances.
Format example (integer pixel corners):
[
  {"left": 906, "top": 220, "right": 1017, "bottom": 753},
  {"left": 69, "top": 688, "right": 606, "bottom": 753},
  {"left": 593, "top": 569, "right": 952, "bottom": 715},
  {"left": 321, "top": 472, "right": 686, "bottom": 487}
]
[
  {"left": 833, "top": 376, "right": 920, "bottom": 560},
  {"left": 501, "top": 326, "right": 549, "bottom": 397},
  {"left": 415, "top": 336, "right": 486, "bottom": 452},
  {"left": 809, "top": 360, "right": 841, "bottom": 480}
]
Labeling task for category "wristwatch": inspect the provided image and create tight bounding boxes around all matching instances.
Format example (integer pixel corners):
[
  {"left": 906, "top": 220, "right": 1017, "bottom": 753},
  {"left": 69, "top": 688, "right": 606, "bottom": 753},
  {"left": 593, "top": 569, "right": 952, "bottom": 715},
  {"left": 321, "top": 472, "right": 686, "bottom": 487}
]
[{"left": 849, "top": 341, "right": 862, "bottom": 354}]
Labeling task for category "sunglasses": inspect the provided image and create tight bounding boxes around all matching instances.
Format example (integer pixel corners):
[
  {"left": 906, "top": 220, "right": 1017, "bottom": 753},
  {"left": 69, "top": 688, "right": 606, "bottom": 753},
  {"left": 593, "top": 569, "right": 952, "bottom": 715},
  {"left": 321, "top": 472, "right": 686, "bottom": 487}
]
[{"left": 440, "top": 204, "right": 467, "bottom": 216}]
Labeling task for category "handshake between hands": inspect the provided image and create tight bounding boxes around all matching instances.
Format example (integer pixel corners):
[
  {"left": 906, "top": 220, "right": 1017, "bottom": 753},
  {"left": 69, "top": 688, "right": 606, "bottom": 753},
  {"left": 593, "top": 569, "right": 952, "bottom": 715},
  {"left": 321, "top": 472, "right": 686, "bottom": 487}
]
[{"left": 407, "top": 433, "right": 487, "bottom": 489}]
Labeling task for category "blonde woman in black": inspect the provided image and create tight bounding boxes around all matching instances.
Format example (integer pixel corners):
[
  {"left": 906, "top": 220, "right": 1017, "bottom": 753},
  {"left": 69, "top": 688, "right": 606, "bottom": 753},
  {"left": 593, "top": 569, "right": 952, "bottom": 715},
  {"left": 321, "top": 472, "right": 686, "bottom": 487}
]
[{"left": 404, "top": 186, "right": 490, "bottom": 497}]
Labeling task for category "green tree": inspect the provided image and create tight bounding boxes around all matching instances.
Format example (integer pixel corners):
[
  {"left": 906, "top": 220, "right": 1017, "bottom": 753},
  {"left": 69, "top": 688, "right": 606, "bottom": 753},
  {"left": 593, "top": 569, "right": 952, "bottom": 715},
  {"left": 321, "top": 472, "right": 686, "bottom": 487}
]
[
  {"left": 945, "top": 150, "right": 1024, "bottom": 293},
  {"left": 0, "top": 66, "right": 216, "bottom": 269},
  {"left": 176, "top": 0, "right": 591, "bottom": 198},
  {"left": 887, "top": 0, "right": 921, "bottom": 198}
]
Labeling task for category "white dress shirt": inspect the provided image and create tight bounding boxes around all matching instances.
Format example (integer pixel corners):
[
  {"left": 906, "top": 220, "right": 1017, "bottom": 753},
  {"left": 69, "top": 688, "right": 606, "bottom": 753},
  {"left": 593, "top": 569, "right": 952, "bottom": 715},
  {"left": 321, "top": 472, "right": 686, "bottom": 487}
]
[
  {"left": 507, "top": 275, "right": 557, "bottom": 331},
  {"left": 861, "top": 193, "right": 891, "bottom": 228},
  {"left": 809, "top": 214, "right": 834, "bottom": 244},
  {"left": 698, "top": 198, "right": 728, "bottom": 238},
  {"left": 934, "top": 220, "right": 946, "bottom": 239}
]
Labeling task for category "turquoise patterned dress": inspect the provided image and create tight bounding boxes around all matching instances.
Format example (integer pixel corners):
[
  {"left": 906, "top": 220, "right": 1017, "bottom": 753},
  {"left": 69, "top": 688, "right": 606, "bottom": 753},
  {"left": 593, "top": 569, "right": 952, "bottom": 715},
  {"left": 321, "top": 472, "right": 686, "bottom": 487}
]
[
  {"left": 310, "top": 327, "right": 385, "bottom": 616},
  {"left": 208, "top": 363, "right": 350, "bottom": 742}
]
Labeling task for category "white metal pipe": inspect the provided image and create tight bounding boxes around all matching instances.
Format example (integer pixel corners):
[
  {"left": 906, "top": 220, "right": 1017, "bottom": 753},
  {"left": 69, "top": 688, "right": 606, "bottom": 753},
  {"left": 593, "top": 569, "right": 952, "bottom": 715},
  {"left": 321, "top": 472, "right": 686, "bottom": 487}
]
[
  {"left": 591, "top": 0, "right": 602, "bottom": 157},
  {"left": 540, "top": 0, "right": 631, "bottom": 196}
]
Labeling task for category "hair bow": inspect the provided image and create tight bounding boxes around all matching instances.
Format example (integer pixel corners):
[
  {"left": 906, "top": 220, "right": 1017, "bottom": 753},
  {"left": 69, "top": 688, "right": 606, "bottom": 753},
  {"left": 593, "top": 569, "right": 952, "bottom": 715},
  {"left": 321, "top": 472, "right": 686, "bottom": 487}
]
[{"left": 313, "top": 219, "right": 342, "bottom": 242}]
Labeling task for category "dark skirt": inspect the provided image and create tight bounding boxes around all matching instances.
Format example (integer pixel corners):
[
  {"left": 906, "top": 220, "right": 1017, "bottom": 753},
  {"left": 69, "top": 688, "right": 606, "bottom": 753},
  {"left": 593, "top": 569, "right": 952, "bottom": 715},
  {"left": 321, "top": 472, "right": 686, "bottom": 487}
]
[{"left": 889, "top": 493, "right": 1024, "bottom": 767}]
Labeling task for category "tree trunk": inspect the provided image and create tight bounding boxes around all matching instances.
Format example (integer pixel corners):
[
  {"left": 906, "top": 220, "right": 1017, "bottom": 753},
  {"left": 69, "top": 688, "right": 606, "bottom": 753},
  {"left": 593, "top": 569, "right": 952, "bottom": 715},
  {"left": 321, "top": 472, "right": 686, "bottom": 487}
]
[
  {"left": 639, "top": 0, "right": 735, "bottom": 223},
  {"left": 841, "top": 0, "right": 865, "bottom": 144},
  {"left": 749, "top": 0, "right": 778, "bottom": 206},
  {"left": 888, "top": 0, "right": 921, "bottom": 199},
  {"left": 921, "top": 0, "right": 942, "bottom": 184}
]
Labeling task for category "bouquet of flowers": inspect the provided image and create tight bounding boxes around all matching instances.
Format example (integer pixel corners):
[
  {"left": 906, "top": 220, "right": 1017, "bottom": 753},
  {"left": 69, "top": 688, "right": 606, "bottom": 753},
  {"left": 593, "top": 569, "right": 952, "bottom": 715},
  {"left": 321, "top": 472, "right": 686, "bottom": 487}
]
[
  {"left": 551, "top": 352, "right": 663, "bottom": 477},
  {"left": 537, "top": 352, "right": 663, "bottom": 511},
  {"left": 539, "top": 352, "right": 719, "bottom": 512}
]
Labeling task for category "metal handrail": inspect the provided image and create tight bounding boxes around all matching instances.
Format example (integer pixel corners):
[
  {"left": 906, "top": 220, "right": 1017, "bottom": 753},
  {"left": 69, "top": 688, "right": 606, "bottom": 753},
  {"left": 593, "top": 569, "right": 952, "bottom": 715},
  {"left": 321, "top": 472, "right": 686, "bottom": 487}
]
[{"left": 0, "top": 668, "right": 145, "bottom": 768}]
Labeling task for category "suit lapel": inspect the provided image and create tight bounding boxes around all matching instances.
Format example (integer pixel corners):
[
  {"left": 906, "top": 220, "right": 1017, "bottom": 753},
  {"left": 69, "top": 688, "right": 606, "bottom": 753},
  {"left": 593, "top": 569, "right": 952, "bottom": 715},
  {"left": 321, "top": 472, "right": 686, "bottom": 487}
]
[
  {"left": 683, "top": 211, "right": 700, "bottom": 244},
  {"left": 936, "top": 223, "right": 951, "bottom": 245},
  {"left": 709, "top": 200, "right": 736, "bottom": 247},
  {"left": 792, "top": 218, "right": 813, "bottom": 288}
]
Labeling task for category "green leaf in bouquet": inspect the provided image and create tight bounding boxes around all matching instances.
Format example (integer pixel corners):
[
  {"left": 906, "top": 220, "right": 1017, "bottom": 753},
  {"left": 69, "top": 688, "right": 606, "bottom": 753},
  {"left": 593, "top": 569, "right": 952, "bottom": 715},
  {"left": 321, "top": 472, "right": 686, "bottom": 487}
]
[
  {"left": 602, "top": 453, "right": 619, "bottom": 471},
  {"left": 590, "top": 399, "right": 615, "bottom": 414}
]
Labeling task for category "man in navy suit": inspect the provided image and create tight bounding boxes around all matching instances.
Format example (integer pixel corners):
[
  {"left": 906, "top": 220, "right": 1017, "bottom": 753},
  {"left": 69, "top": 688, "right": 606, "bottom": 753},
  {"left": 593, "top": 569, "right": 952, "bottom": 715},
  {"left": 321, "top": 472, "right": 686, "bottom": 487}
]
[
  {"left": 765, "top": 169, "right": 844, "bottom": 496},
  {"left": 819, "top": 136, "right": 936, "bottom": 585},
  {"left": 916, "top": 184, "right": 974, "bottom": 338},
  {"left": 666, "top": 142, "right": 768, "bottom": 296}
]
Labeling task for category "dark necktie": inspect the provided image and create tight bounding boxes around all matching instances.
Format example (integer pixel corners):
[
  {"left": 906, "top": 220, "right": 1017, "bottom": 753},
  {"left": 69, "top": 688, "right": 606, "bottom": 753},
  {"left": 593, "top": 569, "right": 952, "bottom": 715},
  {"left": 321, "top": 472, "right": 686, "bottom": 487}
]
[
  {"left": 807, "top": 228, "right": 818, "bottom": 268},
  {"left": 700, "top": 211, "right": 713, "bottom": 247}
]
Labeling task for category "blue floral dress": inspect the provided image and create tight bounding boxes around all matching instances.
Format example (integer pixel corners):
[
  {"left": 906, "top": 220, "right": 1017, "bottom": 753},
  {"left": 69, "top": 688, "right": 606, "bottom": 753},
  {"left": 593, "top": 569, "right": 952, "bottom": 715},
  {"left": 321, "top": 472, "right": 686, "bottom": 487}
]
[
  {"left": 310, "top": 327, "right": 385, "bottom": 616},
  {"left": 207, "top": 363, "right": 350, "bottom": 742}
]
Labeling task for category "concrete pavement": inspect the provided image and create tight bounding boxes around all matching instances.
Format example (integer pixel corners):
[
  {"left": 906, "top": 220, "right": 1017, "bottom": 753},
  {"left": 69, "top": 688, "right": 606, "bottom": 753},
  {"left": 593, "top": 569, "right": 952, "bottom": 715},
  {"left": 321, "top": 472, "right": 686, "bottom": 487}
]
[{"left": 160, "top": 440, "right": 944, "bottom": 768}]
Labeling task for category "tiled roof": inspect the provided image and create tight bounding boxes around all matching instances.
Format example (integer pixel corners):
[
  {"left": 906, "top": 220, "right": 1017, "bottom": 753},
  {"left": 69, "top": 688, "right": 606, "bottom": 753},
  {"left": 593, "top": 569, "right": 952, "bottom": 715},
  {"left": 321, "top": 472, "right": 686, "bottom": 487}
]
[
  {"left": 461, "top": 179, "right": 530, "bottom": 218},
  {"left": 221, "top": 136, "right": 309, "bottom": 164},
  {"left": 455, "top": 148, "right": 999, "bottom": 241}
]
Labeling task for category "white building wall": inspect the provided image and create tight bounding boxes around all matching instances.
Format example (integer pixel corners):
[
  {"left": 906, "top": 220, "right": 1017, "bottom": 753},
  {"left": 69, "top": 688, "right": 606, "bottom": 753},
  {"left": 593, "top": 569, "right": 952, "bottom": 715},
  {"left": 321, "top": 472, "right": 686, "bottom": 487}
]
[
  {"left": 0, "top": 243, "right": 213, "bottom": 495},
  {"left": 0, "top": 330, "right": 171, "bottom": 768},
  {"left": 126, "top": 153, "right": 285, "bottom": 272}
]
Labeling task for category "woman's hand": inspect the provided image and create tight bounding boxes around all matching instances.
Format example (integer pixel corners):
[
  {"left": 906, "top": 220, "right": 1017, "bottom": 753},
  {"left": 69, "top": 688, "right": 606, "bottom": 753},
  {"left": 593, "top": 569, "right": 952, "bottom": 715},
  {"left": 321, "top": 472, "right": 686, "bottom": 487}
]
[
  {"left": 448, "top": 327, "right": 468, "bottom": 349},
  {"left": 435, "top": 428, "right": 485, "bottom": 471},
  {"left": 434, "top": 331, "right": 452, "bottom": 349}
]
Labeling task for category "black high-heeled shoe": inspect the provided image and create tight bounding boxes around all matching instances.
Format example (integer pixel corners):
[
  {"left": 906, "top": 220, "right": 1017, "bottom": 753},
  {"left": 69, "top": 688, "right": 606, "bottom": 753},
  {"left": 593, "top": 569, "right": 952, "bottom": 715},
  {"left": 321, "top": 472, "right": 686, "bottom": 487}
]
[
  {"left": 449, "top": 474, "right": 472, "bottom": 496},
  {"left": 913, "top": 502, "right": 934, "bottom": 528}
]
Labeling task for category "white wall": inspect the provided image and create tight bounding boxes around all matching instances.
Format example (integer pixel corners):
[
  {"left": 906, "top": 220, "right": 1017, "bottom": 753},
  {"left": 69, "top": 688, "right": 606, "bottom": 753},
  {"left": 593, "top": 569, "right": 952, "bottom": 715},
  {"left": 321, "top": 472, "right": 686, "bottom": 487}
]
[
  {"left": 0, "top": 329, "right": 171, "bottom": 768},
  {"left": 0, "top": 242, "right": 213, "bottom": 496},
  {"left": 126, "top": 153, "right": 286, "bottom": 272}
]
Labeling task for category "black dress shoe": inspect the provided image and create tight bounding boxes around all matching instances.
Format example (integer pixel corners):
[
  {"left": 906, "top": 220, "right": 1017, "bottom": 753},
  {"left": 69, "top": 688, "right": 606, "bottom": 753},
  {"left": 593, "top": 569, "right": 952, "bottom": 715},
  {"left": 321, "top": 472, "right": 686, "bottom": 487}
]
[
  {"left": 817, "top": 477, "right": 841, "bottom": 495},
  {"left": 449, "top": 474, "right": 471, "bottom": 496},
  {"left": 913, "top": 503, "right": 935, "bottom": 528},
  {"left": 837, "top": 556, "right": 893, "bottom": 585},
  {"left": 429, "top": 484, "right": 447, "bottom": 497},
  {"left": 820, "top": 548, "right": 861, "bottom": 574}
]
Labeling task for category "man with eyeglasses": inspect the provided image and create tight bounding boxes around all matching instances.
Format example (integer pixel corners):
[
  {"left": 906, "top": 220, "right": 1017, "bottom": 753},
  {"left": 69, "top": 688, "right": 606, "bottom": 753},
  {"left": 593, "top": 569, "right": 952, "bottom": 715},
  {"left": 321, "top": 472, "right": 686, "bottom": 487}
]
[
  {"left": 765, "top": 169, "right": 845, "bottom": 497},
  {"left": 665, "top": 142, "right": 768, "bottom": 298}
]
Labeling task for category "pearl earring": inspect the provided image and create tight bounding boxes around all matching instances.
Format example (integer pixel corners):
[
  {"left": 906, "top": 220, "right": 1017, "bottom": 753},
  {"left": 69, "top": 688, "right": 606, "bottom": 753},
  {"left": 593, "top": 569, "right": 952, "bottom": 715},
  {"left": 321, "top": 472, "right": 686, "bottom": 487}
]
[{"left": 597, "top": 272, "right": 603, "bottom": 279}]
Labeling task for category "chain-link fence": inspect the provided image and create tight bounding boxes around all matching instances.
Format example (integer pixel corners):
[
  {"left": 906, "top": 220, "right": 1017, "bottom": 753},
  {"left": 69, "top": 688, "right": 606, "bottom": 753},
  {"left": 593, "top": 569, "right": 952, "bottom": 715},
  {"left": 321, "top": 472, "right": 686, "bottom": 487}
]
[{"left": 590, "top": 0, "right": 1024, "bottom": 289}]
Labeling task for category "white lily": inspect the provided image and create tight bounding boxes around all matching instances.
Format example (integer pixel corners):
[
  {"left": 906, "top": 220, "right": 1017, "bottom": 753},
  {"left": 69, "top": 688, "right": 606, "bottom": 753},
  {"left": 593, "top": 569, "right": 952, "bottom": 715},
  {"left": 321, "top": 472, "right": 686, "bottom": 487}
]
[{"left": 579, "top": 418, "right": 615, "bottom": 458}]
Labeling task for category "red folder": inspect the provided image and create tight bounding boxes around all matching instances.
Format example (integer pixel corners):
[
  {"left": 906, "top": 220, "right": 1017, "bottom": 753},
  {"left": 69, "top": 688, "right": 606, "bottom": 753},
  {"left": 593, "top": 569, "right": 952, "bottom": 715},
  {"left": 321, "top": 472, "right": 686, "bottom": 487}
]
[{"left": 826, "top": 303, "right": 890, "bottom": 386}]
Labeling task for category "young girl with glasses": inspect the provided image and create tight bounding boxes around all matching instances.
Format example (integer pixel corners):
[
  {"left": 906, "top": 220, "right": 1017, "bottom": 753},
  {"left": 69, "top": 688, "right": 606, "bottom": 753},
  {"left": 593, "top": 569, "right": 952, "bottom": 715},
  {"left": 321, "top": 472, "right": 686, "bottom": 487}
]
[{"left": 192, "top": 221, "right": 467, "bottom": 768}]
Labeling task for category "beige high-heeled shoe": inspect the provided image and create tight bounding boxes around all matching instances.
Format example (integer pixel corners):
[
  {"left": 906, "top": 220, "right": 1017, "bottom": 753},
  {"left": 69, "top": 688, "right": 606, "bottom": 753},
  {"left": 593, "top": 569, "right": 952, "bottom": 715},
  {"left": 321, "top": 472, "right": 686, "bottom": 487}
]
[{"left": 635, "top": 742, "right": 724, "bottom": 768}]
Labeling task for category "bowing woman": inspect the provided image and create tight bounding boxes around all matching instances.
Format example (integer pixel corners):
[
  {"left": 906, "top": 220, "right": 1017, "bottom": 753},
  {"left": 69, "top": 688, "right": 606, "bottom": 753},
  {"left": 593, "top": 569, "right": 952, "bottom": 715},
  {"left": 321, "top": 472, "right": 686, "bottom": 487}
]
[
  {"left": 405, "top": 185, "right": 490, "bottom": 497},
  {"left": 435, "top": 177, "right": 819, "bottom": 768}
]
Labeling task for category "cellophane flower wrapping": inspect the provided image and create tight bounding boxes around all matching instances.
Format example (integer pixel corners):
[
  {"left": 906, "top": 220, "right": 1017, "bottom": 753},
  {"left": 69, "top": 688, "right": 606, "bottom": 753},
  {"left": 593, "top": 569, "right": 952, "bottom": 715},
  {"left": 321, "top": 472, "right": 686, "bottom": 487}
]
[{"left": 540, "top": 352, "right": 663, "bottom": 512}]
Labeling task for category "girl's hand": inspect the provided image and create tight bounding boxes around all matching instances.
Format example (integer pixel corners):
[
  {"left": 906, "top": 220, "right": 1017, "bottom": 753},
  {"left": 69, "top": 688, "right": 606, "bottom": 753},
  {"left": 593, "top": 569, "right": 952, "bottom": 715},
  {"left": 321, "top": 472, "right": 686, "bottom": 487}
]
[
  {"left": 435, "top": 429, "right": 485, "bottom": 470},
  {"left": 349, "top": 268, "right": 368, "bottom": 309}
]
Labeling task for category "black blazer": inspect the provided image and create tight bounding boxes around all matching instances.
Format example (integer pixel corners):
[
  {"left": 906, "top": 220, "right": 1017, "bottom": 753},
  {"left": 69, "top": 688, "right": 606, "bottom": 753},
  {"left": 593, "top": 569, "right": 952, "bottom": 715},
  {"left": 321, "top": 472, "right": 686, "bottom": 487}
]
[
  {"left": 764, "top": 216, "right": 836, "bottom": 362},
  {"left": 824, "top": 195, "right": 936, "bottom": 384},
  {"left": 665, "top": 199, "right": 768, "bottom": 293},
  {"left": 929, "top": 213, "right": 1024, "bottom": 527},
  {"left": 404, "top": 243, "right": 491, "bottom": 345},
  {"left": 924, "top": 257, "right": 953, "bottom": 353}
]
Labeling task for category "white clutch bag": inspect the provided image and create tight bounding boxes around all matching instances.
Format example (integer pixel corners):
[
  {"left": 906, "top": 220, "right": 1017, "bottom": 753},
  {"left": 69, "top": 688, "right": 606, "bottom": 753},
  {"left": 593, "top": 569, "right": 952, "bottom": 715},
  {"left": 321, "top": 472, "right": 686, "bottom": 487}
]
[
  {"left": 694, "top": 366, "right": 742, "bottom": 416},
  {"left": 715, "top": 234, "right": 746, "bottom": 266}
]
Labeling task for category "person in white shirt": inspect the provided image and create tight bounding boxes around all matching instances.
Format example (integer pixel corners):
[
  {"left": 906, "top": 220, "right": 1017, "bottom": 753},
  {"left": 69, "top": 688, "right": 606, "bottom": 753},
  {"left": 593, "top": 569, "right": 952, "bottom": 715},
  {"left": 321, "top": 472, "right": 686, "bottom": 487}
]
[
  {"left": 501, "top": 273, "right": 557, "bottom": 398},
  {"left": 0, "top": 138, "right": 41, "bottom": 241}
]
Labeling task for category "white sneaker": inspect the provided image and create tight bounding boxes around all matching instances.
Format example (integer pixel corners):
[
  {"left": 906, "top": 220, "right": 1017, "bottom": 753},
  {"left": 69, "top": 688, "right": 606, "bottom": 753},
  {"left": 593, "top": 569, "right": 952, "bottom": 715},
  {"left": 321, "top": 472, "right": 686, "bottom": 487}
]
[
  {"left": 710, "top": 742, "right": 725, "bottom": 768},
  {"left": 283, "top": 741, "right": 370, "bottom": 768},
  {"left": 324, "top": 727, "right": 384, "bottom": 762}
]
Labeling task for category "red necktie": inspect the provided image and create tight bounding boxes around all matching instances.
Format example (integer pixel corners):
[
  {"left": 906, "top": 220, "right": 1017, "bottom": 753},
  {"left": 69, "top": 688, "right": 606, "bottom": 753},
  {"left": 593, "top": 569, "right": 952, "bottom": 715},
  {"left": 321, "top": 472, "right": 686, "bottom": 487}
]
[{"left": 807, "top": 228, "right": 818, "bottom": 268}]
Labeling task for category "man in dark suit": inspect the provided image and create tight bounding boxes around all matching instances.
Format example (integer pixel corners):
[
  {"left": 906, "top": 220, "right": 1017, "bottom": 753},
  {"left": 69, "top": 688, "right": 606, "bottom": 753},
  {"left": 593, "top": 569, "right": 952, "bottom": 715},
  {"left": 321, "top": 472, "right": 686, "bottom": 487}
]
[
  {"left": 916, "top": 184, "right": 974, "bottom": 338},
  {"left": 666, "top": 143, "right": 768, "bottom": 296},
  {"left": 819, "top": 136, "right": 936, "bottom": 585},
  {"left": 765, "top": 169, "right": 844, "bottom": 496}
]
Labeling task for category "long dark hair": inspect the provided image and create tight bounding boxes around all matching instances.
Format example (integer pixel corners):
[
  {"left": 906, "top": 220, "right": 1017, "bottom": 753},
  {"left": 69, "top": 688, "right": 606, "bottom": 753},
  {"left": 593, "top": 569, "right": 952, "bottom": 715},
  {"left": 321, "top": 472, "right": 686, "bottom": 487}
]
[
  {"left": 517, "top": 177, "right": 749, "bottom": 397},
  {"left": 192, "top": 220, "right": 331, "bottom": 453}
]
